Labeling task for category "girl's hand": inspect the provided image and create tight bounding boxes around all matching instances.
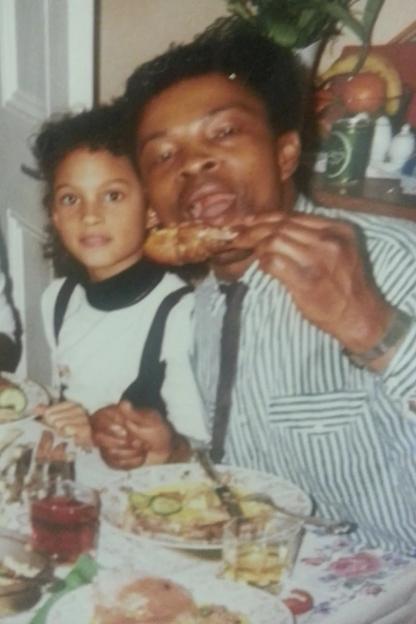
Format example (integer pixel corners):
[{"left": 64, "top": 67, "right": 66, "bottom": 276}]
[{"left": 36, "top": 400, "right": 93, "bottom": 450}]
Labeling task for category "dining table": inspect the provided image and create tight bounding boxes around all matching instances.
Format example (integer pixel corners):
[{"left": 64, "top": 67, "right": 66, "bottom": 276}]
[{"left": 0, "top": 415, "right": 415, "bottom": 624}]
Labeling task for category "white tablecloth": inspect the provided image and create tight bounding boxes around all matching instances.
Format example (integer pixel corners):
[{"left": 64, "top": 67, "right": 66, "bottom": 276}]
[{"left": 1, "top": 418, "right": 415, "bottom": 624}]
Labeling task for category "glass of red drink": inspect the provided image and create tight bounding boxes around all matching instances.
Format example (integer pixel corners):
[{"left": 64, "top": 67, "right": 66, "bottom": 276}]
[{"left": 30, "top": 480, "right": 100, "bottom": 563}]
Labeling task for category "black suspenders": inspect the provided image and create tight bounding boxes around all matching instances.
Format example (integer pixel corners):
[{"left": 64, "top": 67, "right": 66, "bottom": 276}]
[
  {"left": 53, "top": 277, "right": 77, "bottom": 343},
  {"left": 53, "top": 278, "right": 191, "bottom": 414},
  {"left": 122, "top": 286, "right": 192, "bottom": 415}
]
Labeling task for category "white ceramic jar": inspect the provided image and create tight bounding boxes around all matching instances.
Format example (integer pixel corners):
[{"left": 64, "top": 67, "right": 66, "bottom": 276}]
[
  {"left": 369, "top": 116, "right": 392, "bottom": 164},
  {"left": 388, "top": 124, "right": 415, "bottom": 169}
]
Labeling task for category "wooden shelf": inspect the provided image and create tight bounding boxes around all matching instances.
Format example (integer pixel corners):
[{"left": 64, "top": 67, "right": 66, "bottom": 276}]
[{"left": 310, "top": 175, "right": 416, "bottom": 222}]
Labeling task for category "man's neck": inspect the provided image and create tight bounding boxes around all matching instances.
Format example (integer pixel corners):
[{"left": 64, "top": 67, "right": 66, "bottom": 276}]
[{"left": 212, "top": 253, "right": 255, "bottom": 281}]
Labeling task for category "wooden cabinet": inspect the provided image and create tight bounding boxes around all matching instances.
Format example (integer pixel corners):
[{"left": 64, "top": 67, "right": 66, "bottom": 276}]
[{"left": 310, "top": 174, "right": 416, "bottom": 222}]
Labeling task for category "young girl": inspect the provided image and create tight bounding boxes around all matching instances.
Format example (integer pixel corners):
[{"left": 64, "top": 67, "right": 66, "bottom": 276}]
[{"left": 33, "top": 104, "right": 208, "bottom": 464}]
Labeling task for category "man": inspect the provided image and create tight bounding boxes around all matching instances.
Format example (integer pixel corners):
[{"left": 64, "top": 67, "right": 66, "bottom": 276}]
[{"left": 93, "top": 22, "right": 416, "bottom": 553}]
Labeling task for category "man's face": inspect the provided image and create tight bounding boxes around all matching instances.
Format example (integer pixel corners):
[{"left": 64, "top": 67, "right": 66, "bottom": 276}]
[{"left": 137, "top": 73, "right": 299, "bottom": 269}]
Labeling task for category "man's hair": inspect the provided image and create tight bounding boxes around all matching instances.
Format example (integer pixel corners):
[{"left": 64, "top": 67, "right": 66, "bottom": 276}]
[
  {"left": 124, "top": 18, "right": 305, "bottom": 145},
  {"left": 32, "top": 103, "right": 130, "bottom": 277}
]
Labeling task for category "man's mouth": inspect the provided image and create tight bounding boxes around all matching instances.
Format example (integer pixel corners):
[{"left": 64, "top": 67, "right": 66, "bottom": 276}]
[{"left": 185, "top": 185, "right": 236, "bottom": 223}]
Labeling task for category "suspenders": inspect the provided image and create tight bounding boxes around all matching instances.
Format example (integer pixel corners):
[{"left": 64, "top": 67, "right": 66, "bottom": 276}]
[
  {"left": 122, "top": 286, "right": 191, "bottom": 415},
  {"left": 53, "top": 278, "right": 191, "bottom": 414},
  {"left": 53, "top": 277, "right": 77, "bottom": 343}
]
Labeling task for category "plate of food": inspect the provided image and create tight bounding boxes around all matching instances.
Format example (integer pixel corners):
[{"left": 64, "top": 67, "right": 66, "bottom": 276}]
[
  {"left": 0, "top": 373, "right": 49, "bottom": 423},
  {"left": 101, "top": 463, "right": 311, "bottom": 550},
  {"left": 47, "top": 568, "right": 294, "bottom": 624},
  {"left": 0, "top": 530, "right": 50, "bottom": 616}
]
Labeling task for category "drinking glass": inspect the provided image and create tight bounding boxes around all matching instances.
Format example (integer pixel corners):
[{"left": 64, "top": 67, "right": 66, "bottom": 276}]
[
  {"left": 30, "top": 480, "right": 100, "bottom": 563},
  {"left": 221, "top": 514, "right": 303, "bottom": 593}
]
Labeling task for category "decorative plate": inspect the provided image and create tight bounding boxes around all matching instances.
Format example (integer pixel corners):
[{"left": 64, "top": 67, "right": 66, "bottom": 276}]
[
  {"left": 101, "top": 463, "right": 311, "bottom": 550},
  {"left": 46, "top": 569, "right": 294, "bottom": 624},
  {"left": 0, "top": 372, "right": 49, "bottom": 423}
]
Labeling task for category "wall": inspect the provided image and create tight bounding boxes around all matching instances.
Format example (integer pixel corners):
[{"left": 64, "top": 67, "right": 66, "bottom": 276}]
[
  {"left": 98, "top": 1, "right": 416, "bottom": 101},
  {"left": 319, "top": 1, "right": 416, "bottom": 71},
  {"left": 98, "top": 0, "right": 225, "bottom": 102}
]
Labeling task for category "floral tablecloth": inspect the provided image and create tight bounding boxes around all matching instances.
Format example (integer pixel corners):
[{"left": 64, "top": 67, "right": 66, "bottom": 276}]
[{"left": 0, "top": 419, "right": 415, "bottom": 624}]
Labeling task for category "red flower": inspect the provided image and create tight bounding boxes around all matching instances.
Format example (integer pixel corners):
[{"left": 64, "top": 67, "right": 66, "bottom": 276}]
[{"left": 329, "top": 553, "right": 382, "bottom": 578}]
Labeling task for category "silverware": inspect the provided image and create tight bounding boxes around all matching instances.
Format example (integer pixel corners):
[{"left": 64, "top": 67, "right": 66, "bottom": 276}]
[
  {"left": 194, "top": 449, "right": 244, "bottom": 518},
  {"left": 243, "top": 492, "right": 356, "bottom": 535},
  {"left": 8, "top": 446, "right": 33, "bottom": 502}
]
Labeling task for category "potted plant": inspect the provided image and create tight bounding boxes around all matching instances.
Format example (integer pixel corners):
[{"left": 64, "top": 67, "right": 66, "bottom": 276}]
[{"left": 224, "top": 0, "right": 385, "bottom": 52}]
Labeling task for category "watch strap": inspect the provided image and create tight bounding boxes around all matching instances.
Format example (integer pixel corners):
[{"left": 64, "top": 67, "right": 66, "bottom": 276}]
[{"left": 345, "top": 309, "right": 413, "bottom": 367}]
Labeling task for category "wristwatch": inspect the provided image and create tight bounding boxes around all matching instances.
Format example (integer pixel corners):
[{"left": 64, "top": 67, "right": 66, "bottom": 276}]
[{"left": 344, "top": 309, "right": 413, "bottom": 368}]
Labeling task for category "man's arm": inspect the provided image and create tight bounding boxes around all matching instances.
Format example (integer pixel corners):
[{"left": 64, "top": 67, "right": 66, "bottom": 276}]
[{"left": 234, "top": 212, "right": 406, "bottom": 372}]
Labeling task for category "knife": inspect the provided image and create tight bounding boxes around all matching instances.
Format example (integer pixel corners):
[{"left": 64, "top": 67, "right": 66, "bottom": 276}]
[{"left": 195, "top": 449, "right": 244, "bottom": 518}]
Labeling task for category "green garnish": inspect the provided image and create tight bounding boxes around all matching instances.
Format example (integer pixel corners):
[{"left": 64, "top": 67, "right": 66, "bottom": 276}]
[
  {"left": 128, "top": 492, "right": 150, "bottom": 512},
  {"left": 149, "top": 494, "right": 182, "bottom": 516}
]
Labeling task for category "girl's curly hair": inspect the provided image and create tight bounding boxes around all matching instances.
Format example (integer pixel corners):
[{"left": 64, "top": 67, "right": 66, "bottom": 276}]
[{"left": 32, "top": 102, "right": 132, "bottom": 277}]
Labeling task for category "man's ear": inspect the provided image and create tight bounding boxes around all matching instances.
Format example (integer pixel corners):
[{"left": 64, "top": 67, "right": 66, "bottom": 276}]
[
  {"left": 275, "top": 131, "right": 301, "bottom": 182},
  {"left": 145, "top": 207, "right": 160, "bottom": 230}
]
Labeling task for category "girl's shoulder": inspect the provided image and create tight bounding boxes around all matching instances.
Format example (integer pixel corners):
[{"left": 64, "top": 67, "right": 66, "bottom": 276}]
[
  {"left": 42, "top": 276, "right": 81, "bottom": 305},
  {"left": 154, "top": 271, "right": 194, "bottom": 299}
]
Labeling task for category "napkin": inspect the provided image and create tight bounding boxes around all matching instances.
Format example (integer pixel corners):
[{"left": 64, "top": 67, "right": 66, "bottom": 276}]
[{"left": 29, "top": 554, "right": 98, "bottom": 624}]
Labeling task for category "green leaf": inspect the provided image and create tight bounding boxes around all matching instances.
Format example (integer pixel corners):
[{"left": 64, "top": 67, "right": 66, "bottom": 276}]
[
  {"left": 361, "top": 0, "right": 385, "bottom": 39},
  {"left": 29, "top": 555, "right": 99, "bottom": 624},
  {"left": 264, "top": 19, "right": 299, "bottom": 47},
  {"left": 316, "top": 1, "right": 366, "bottom": 41}
]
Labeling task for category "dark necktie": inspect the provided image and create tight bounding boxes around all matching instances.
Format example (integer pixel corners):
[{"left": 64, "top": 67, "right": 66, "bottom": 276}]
[{"left": 210, "top": 281, "right": 248, "bottom": 463}]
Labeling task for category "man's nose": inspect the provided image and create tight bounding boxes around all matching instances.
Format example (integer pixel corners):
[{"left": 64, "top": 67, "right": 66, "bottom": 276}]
[
  {"left": 81, "top": 199, "right": 102, "bottom": 224},
  {"left": 179, "top": 149, "right": 218, "bottom": 178}
]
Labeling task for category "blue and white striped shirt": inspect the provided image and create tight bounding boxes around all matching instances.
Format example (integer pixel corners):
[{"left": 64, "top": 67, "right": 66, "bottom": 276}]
[{"left": 193, "top": 195, "right": 416, "bottom": 554}]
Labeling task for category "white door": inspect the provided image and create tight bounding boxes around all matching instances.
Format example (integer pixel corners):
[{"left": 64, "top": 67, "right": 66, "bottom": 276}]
[{"left": 0, "top": 0, "right": 94, "bottom": 383}]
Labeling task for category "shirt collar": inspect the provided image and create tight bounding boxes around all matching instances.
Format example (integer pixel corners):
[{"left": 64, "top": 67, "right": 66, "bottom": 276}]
[{"left": 81, "top": 259, "right": 164, "bottom": 311}]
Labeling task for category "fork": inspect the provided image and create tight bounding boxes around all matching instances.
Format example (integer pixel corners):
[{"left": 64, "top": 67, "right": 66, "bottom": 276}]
[{"left": 244, "top": 492, "right": 356, "bottom": 535}]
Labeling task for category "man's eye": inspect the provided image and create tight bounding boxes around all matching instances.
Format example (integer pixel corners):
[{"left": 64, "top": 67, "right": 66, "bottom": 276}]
[
  {"left": 105, "top": 190, "right": 124, "bottom": 202},
  {"left": 155, "top": 149, "right": 173, "bottom": 165},
  {"left": 215, "top": 125, "right": 238, "bottom": 139}
]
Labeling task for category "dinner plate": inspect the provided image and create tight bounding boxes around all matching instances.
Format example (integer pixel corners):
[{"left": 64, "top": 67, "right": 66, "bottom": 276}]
[
  {"left": 0, "top": 529, "right": 50, "bottom": 616},
  {"left": 46, "top": 570, "right": 294, "bottom": 624},
  {"left": 101, "top": 463, "right": 311, "bottom": 550},
  {"left": 0, "top": 372, "right": 49, "bottom": 423}
]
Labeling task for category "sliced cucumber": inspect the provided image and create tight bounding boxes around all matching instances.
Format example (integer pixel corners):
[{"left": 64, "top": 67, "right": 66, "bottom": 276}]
[
  {"left": 150, "top": 494, "right": 182, "bottom": 516},
  {"left": 128, "top": 492, "right": 150, "bottom": 512},
  {"left": 0, "top": 387, "right": 27, "bottom": 415}
]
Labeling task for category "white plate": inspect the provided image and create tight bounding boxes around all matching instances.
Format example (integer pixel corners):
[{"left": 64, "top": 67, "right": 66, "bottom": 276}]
[
  {"left": 0, "top": 372, "right": 49, "bottom": 423},
  {"left": 46, "top": 571, "right": 294, "bottom": 624},
  {"left": 101, "top": 463, "right": 311, "bottom": 550}
]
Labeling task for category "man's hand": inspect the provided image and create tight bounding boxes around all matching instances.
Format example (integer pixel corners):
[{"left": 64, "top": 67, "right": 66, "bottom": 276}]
[
  {"left": 91, "top": 400, "right": 188, "bottom": 470},
  {"left": 234, "top": 212, "right": 394, "bottom": 357},
  {"left": 36, "top": 400, "right": 93, "bottom": 449}
]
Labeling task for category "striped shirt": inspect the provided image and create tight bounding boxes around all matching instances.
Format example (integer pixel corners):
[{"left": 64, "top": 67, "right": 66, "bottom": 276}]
[{"left": 193, "top": 194, "right": 416, "bottom": 554}]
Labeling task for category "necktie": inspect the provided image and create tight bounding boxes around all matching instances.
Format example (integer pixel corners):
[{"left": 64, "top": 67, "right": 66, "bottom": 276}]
[{"left": 210, "top": 281, "right": 248, "bottom": 463}]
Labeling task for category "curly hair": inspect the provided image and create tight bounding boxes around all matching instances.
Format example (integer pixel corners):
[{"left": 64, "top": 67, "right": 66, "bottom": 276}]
[
  {"left": 32, "top": 102, "right": 132, "bottom": 277},
  {"left": 123, "top": 17, "right": 305, "bottom": 153}
]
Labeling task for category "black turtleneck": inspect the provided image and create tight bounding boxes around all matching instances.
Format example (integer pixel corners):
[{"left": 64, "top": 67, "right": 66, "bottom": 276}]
[{"left": 81, "top": 259, "right": 165, "bottom": 311}]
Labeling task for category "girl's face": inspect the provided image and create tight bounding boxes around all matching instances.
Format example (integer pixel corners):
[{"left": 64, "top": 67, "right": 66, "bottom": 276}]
[{"left": 52, "top": 148, "right": 146, "bottom": 281}]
